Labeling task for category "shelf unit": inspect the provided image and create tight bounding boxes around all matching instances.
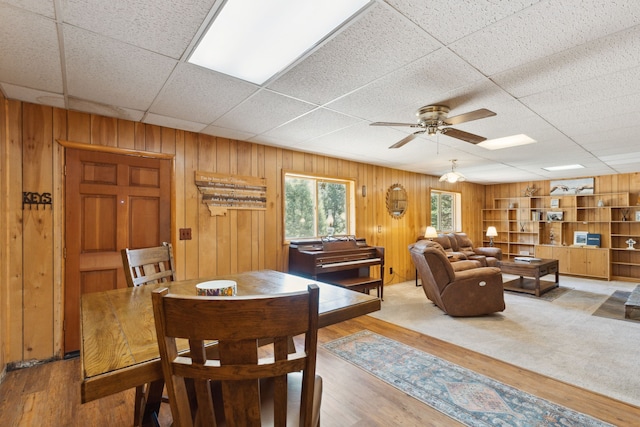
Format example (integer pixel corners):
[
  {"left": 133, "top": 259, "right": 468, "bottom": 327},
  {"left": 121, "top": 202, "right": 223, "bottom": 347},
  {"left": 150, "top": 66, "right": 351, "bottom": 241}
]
[
  {"left": 610, "top": 207, "right": 640, "bottom": 280},
  {"left": 483, "top": 192, "right": 640, "bottom": 281},
  {"left": 481, "top": 197, "right": 539, "bottom": 257}
]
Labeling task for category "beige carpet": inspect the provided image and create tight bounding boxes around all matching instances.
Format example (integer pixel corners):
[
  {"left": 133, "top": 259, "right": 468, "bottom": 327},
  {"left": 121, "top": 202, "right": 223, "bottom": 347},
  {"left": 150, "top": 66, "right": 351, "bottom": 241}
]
[{"left": 369, "top": 274, "right": 640, "bottom": 408}]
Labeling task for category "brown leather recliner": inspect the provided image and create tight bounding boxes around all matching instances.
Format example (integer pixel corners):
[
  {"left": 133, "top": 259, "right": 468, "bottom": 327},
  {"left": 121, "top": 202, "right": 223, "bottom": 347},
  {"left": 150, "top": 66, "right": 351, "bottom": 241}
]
[
  {"left": 448, "top": 232, "right": 502, "bottom": 267},
  {"left": 409, "top": 240, "right": 505, "bottom": 317},
  {"left": 433, "top": 234, "right": 467, "bottom": 261}
]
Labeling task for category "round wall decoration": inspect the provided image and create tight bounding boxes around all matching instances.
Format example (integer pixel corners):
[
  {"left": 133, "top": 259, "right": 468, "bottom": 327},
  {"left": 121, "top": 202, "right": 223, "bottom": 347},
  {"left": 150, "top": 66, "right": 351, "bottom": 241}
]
[{"left": 386, "top": 183, "right": 407, "bottom": 219}]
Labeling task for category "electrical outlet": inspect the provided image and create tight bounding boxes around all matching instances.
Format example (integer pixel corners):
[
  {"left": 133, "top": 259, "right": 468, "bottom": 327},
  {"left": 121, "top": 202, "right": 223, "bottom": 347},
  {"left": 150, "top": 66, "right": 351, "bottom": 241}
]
[
  {"left": 179, "top": 228, "right": 192, "bottom": 240},
  {"left": 389, "top": 267, "right": 393, "bottom": 275}
]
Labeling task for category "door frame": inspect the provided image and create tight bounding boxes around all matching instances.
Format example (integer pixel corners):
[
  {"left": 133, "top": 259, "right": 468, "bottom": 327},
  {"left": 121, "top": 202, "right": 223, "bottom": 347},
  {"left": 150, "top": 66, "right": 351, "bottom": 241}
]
[{"left": 57, "top": 139, "right": 175, "bottom": 355}]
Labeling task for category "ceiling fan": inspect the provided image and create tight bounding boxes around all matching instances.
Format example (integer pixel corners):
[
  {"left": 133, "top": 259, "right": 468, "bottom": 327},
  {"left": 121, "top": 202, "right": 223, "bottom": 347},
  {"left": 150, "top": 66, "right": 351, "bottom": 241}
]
[{"left": 370, "top": 105, "right": 496, "bottom": 149}]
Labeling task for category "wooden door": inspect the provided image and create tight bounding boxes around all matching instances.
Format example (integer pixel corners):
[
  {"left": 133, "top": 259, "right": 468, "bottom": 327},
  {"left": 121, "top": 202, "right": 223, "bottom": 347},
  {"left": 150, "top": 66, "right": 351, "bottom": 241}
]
[{"left": 64, "top": 148, "right": 171, "bottom": 354}]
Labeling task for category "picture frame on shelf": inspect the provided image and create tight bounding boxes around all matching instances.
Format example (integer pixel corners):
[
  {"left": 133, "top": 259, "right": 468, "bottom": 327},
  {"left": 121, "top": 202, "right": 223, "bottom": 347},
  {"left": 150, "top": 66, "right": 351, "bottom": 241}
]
[
  {"left": 636, "top": 211, "right": 640, "bottom": 221},
  {"left": 573, "top": 231, "right": 588, "bottom": 246},
  {"left": 546, "top": 211, "right": 563, "bottom": 221},
  {"left": 550, "top": 198, "right": 559, "bottom": 208}
]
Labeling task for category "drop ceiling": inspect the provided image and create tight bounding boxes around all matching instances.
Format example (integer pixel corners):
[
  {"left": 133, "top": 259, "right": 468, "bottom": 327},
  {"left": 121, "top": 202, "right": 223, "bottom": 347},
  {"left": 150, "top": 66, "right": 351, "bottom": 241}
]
[{"left": 2, "top": 0, "right": 640, "bottom": 184}]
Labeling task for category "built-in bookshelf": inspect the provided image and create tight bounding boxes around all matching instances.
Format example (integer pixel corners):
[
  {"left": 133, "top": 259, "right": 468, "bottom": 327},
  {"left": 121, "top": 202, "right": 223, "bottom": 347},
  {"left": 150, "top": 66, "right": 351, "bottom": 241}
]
[{"left": 482, "top": 192, "right": 640, "bottom": 281}]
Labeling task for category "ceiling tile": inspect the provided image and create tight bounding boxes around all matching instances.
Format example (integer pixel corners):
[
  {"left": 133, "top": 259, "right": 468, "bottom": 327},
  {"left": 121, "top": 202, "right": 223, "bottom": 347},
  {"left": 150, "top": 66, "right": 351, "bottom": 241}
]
[
  {"left": 68, "top": 98, "right": 144, "bottom": 121},
  {"left": 62, "top": 0, "right": 216, "bottom": 59},
  {"left": 262, "top": 108, "right": 364, "bottom": 145},
  {"left": 143, "top": 112, "right": 207, "bottom": 132},
  {"left": 3, "top": 0, "right": 55, "bottom": 17},
  {"left": 267, "top": 2, "right": 441, "bottom": 105},
  {"left": 520, "top": 65, "right": 640, "bottom": 116},
  {"left": 385, "top": 0, "right": 539, "bottom": 44},
  {"left": 492, "top": 25, "right": 640, "bottom": 98},
  {"left": 64, "top": 25, "right": 177, "bottom": 110},
  {"left": 0, "top": 5, "right": 62, "bottom": 92},
  {"left": 326, "top": 48, "right": 488, "bottom": 122},
  {"left": 202, "top": 125, "right": 257, "bottom": 142},
  {"left": 0, "top": 83, "right": 65, "bottom": 109},
  {"left": 150, "top": 63, "right": 258, "bottom": 125},
  {"left": 213, "top": 90, "right": 317, "bottom": 134},
  {"left": 450, "top": 0, "right": 640, "bottom": 76}
]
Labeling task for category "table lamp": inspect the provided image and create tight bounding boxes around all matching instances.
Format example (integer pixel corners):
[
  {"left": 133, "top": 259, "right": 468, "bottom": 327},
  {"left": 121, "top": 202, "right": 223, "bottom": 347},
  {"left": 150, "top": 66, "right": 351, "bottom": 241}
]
[
  {"left": 424, "top": 226, "right": 438, "bottom": 240},
  {"left": 486, "top": 226, "right": 498, "bottom": 247}
]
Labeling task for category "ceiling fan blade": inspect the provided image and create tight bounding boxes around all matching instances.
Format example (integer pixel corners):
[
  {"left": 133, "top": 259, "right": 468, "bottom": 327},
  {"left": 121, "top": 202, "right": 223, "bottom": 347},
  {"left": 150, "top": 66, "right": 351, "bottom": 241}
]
[
  {"left": 440, "top": 127, "right": 486, "bottom": 144},
  {"left": 389, "top": 131, "right": 422, "bottom": 149},
  {"left": 370, "top": 121, "right": 420, "bottom": 127},
  {"left": 443, "top": 108, "right": 496, "bottom": 125}
]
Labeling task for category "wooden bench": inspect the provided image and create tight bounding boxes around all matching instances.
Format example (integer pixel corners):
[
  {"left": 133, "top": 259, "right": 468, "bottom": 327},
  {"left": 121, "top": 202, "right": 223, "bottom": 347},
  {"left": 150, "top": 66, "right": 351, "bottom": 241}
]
[{"left": 624, "top": 285, "right": 640, "bottom": 320}]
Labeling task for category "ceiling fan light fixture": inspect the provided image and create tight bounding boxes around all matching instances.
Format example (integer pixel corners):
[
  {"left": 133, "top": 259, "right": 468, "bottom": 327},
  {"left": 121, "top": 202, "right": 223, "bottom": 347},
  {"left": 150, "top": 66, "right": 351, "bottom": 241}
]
[{"left": 439, "top": 159, "right": 466, "bottom": 183}]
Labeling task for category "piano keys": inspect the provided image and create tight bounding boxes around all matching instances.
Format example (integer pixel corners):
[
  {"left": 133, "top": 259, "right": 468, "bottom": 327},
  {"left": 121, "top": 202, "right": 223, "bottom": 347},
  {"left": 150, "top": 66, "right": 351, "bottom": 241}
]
[{"left": 288, "top": 236, "right": 385, "bottom": 299}]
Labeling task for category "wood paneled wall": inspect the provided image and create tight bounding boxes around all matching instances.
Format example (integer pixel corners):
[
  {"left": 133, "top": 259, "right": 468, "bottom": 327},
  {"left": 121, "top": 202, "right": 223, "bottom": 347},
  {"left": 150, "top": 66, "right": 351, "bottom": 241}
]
[
  {"left": 0, "top": 99, "right": 486, "bottom": 365},
  {"left": 3, "top": 98, "right": 638, "bottom": 368}
]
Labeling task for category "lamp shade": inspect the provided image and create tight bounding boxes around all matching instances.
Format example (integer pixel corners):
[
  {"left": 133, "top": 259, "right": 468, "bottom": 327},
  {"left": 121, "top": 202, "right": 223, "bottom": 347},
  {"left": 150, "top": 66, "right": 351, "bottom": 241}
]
[
  {"left": 439, "top": 159, "right": 466, "bottom": 183},
  {"left": 439, "top": 171, "right": 466, "bottom": 183},
  {"left": 424, "top": 226, "right": 438, "bottom": 239},
  {"left": 486, "top": 226, "right": 498, "bottom": 237}
]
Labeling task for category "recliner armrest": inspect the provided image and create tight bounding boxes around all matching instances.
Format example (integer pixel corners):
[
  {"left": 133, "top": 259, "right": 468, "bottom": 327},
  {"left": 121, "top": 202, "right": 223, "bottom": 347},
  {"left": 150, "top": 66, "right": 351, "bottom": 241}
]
[{"left": 474, "top": 247, "right": 502, "bottom": 260}]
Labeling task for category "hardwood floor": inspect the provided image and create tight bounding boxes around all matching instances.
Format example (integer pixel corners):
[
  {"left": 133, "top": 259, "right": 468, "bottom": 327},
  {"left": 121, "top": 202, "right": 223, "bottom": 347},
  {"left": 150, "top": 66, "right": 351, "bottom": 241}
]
[{"left": 1, "top": 315, "right": 638, "bottom": 426}]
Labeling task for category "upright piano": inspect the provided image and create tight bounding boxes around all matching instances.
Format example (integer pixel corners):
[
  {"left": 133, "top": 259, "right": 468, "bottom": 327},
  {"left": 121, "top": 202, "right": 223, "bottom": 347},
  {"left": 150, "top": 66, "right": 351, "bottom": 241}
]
[{"left": 288, "top": 236, "right": 385, "bottom": 299}]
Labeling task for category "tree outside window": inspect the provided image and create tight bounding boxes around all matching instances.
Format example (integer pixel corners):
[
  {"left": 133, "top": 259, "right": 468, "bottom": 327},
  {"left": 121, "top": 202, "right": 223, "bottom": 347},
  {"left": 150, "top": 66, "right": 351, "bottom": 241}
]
[
  {"left": 431, "top": 190, "right": 460, "bottom": 232},
  {"left": 284, "top": 173, "right": 353, "bottom": 240}
]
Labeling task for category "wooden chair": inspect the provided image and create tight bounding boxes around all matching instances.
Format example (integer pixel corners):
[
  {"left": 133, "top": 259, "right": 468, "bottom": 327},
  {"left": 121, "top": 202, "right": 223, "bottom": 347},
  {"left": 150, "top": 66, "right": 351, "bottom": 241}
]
[
  {"left": 152, "top": 284, "right": 322, "bottom": 427},
  {"left": 121, "top": 242, "right": 176, "bottom": 426},
  {"left": 121, "top": 242, "right": 177, "bottom": 287}
]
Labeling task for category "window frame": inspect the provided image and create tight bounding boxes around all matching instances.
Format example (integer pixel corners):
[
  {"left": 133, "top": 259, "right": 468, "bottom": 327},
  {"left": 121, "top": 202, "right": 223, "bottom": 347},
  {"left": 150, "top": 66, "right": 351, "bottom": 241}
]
[
  {"left": 430, "top": 189, "right": 462, "bottom": 233},
  {"left": 282, "top": 170, "right": 356, "bottom": 242}
]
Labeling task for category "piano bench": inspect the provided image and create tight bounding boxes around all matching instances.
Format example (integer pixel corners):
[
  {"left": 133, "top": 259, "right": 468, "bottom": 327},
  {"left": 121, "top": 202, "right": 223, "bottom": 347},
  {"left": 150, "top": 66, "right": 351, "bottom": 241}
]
[{"left": 331, "top": 276, "right": 383, "bottom": 299}]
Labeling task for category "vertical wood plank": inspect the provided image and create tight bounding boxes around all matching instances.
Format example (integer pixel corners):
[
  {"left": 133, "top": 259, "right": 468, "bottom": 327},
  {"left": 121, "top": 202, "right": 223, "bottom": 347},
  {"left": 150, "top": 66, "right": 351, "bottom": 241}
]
[
  {"left": 183, "top": 132, "right": 200, "bottom": 280},
  {"left": 66, "top": 111, "right": 91, "bottom": 143},
  {"left": 215, "top": 138, "right": 231, "bottom": 274},
  {"left": 264, "top": 146, "right": 278, "bottom": 271},
  {"left": 0, "top": 93, "right": 8, "bottom": 369},
  {"left": 90, "top": 115, "right": 117, "bottom": 146},
  {"left": 51, "top": 108, "right": 67, "bottom": 356},
  {"left": 22, "top": 103, "right": 54, "bottom": 359},
  {"left": 116, "top": 120, "right": 135, "bottom": 150},
  {"left": 173, "top": 130, "right": 186, "bottom": 280},
  {"left": 144, "top": 124, "right": 162, "bottom": 153},
  {"left": 197, "top": 135, "right": 217, "bottom": 277}
]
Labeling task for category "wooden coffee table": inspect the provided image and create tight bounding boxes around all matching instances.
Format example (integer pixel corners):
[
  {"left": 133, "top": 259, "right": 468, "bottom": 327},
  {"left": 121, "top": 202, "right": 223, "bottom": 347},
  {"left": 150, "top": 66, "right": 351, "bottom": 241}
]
[{"left": 498, "top": 258, "right": 559, "bottom": 297}]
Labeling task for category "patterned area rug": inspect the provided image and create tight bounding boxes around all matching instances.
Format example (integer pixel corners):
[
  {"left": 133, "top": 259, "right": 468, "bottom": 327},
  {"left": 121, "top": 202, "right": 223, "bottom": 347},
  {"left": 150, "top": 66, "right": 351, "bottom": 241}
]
[
  {"left": 592, "top": 290, "right": 639, "bottom": 323},
  {"left": 324, "top": 330, "right": 613, "bottom": 427},
  {"left": 506, "top": 285, "right": 572, "bottom": 301}
]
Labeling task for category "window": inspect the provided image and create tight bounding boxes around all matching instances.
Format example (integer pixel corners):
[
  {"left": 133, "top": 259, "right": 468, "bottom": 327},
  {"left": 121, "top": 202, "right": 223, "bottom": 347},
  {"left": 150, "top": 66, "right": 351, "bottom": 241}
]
[
  {"left": 431, "top": 190, "right": 461, "bottom": 233},
  {"left": 284, "top": 172, "right": 355, "bottom": 240}
]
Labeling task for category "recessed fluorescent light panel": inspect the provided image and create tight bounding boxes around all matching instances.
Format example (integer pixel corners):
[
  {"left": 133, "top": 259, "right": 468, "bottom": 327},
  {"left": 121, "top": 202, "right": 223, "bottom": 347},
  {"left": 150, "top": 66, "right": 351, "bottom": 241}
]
[
  {"left": 477, "top": 134, "right": 536, "bottom": 150},
  {"left": 542, "top": 164, "right": 585, "bottom": 171},
  {"left": 189, "top": 0, "right": 370, "bottom": 85}
]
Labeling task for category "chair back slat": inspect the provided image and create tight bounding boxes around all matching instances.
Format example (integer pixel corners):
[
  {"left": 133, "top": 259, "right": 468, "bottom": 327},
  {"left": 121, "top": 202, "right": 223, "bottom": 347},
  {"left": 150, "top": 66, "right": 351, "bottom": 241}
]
[
  {"left": 152, "top": 284, "right": 321, "bottom": 427},
  {"left": 121, "top": 242, "right": 176, "bottom": 287}
]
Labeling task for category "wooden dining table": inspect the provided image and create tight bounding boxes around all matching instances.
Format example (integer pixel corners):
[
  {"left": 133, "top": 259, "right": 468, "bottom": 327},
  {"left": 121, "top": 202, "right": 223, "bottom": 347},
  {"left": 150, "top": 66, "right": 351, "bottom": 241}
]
[{"left": 80, "top": 269, "right": 381, "bottom": 424}]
